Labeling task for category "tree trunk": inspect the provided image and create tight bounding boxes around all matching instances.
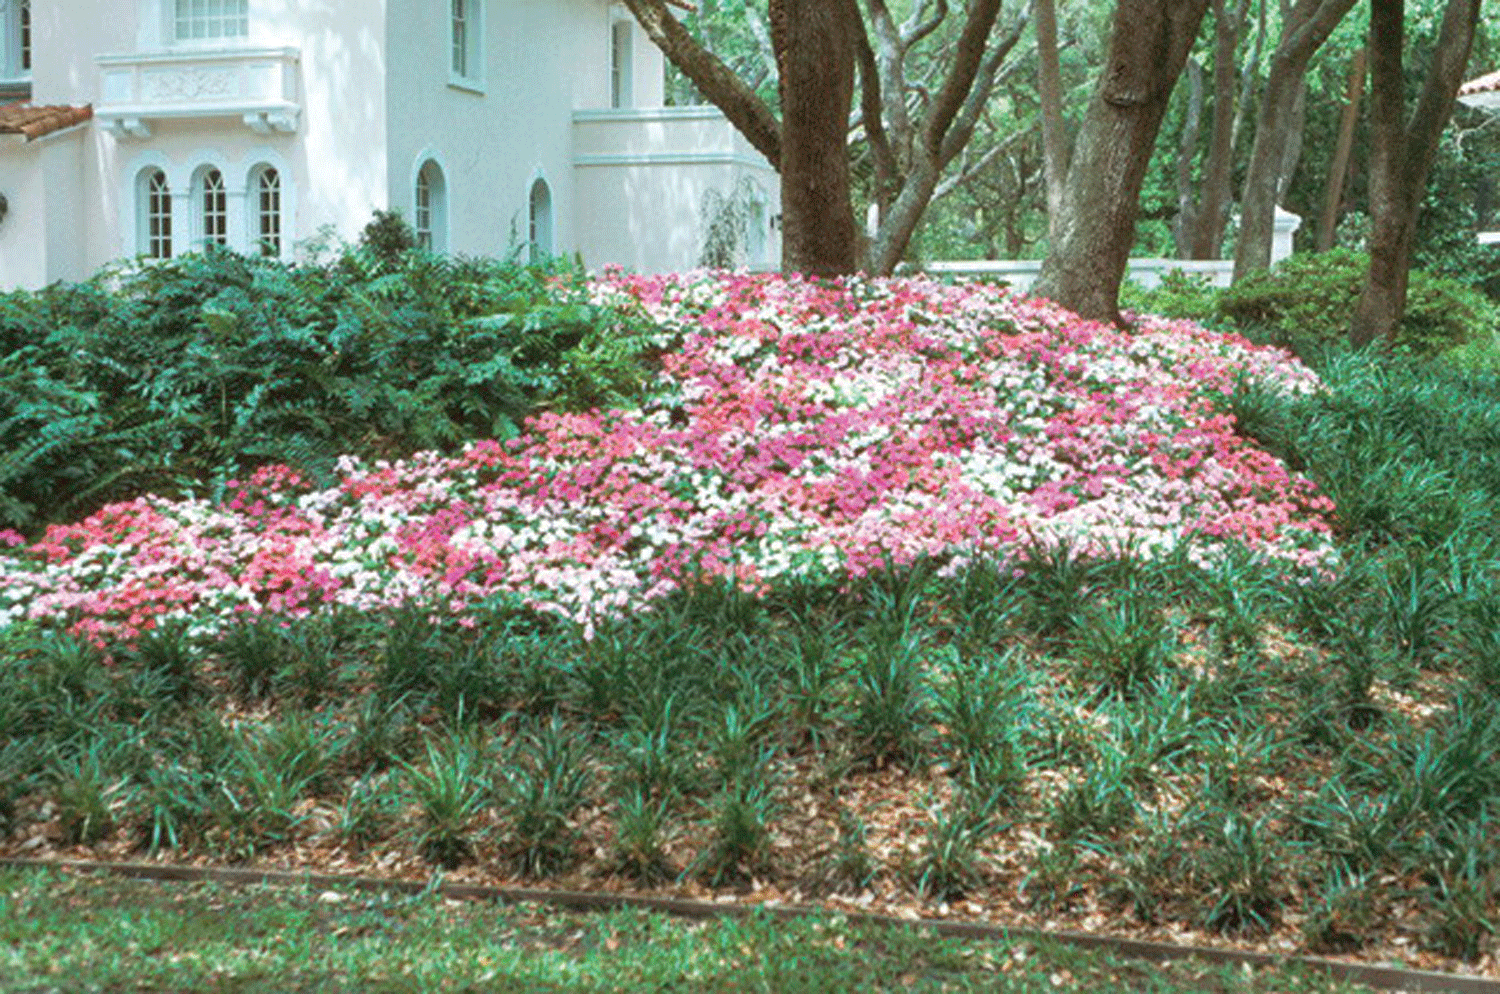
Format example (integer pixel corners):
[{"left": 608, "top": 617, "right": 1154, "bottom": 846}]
[
  {"left": 1317, "top": 46, "right": 1365, "bottom": 251},
  {"left": 1231, "top": 0, "right": 1357, "bottom": 281},
  {"left": 773, "top": 0, "right": 860, "bottom": 277},
  {"left": 1350, "top": 0, "right": 1482, "bottom": 349},
  {"left": 1035, "top": 0, "right": 1069, "bottom": 246},
  {"left": 1173, "top": 58, "right": 1206, "bottom": 259},
  {"left": 1188, "top": 0, "right": 1242, "bottom": 259},
  {"left": 1033, "top": 0, "right": 1211, "bottom": 324},
  {"left": 627, "top": 0, "right": 1027, "bottom": 279}
]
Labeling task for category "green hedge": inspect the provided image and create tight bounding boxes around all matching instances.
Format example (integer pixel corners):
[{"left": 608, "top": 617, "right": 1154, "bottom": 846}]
[
  {"left": 0, "top": 244, "right": 656, "bottom": 534},
  {"left": 1217, "top": 249, "right": 1500, "bottom": 355}
]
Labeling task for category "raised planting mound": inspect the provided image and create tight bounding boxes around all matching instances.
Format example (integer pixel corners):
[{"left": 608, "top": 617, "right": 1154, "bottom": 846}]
[{"left": 0, "top": 272, "right": 1334, "bottom": 645}]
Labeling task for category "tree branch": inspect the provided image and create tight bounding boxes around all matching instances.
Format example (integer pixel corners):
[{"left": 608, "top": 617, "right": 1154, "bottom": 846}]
[
  {"left": 921, "top": 0, "right": 1007, "bottom": 156},
  {"left": 937, "top": 5, "right": 1029, "bottom": 165},
  {"left": 901, "top": 0, "right": 949, "bottom": 48},
  {"left": 852, "top": 4, "right": 900, "bottom": 211},
  {"left": 623, "top": 0, "right": 783, "bottom": 167}
]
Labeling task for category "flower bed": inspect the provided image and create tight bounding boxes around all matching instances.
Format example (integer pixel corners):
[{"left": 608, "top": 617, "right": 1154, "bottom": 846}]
[{"left": 0, "top": 272, "right": 1335, "bottom": 643}]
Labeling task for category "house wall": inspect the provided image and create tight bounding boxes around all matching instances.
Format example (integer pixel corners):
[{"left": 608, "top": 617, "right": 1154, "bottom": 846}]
[
  {"left": 0, "top": 138, "right": 51, "bottom": 288},
  {"left": 573, "top": 106, "right": 780, "bottom": 272},
  {"left": 384, "top": 0, "right": 624, "bottom": 260},
  {"left": 0, "top": 0, "right": 780, "bottom": 289},
  {"left": 23, "top": 0, "right": 391, "bottom": 275}
]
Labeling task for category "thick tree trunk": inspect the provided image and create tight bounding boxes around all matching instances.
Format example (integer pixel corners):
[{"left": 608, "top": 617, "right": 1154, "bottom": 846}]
[
  {"left": 1232, "top": 0, "right": 1357, "bottom": 281},
  {"left": 628, "top": 0, "right": 1027, "bottom": 279},
  {"left": 773, "top": 0, "right": 860, "bottom": 277},
  {"left": 1033, "top": 0, "right": 1210, "bottom": 324},
  {"left": 1350, "top": 0, "right": 1482, "bottom": 349}
]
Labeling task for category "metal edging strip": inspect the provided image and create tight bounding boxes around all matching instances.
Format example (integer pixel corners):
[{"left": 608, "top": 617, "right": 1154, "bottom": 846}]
[{"left": 3, "top": 858, "right": 1498, "bottom": 994}]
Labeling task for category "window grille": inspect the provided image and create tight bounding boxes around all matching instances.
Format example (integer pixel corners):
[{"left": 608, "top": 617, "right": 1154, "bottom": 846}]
[
  {"left": 451, "top": 0, "right": 468, "bottom": 77},
  {"left": 145, "top": 169, "right": 172, "bottom": 259},
  {"left": 415, "top": 169, "right": 433, "bottom": 250},
  {"left": 611, "top": 21, "right": 633, "bottom": 108},
  {"left": 175, "top": 0, "right": 248, "bottom": 41},
  {"left": 201, "top": 168, "right": 227, "bottom": 246},
  {"left": 256, "top": 167, "right": 281, "bottom": 256}
]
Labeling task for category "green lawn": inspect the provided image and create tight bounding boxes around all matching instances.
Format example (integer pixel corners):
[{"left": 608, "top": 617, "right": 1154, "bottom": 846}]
[{"left": 0, "top": 868, "right": 1376, "bottom": 993}]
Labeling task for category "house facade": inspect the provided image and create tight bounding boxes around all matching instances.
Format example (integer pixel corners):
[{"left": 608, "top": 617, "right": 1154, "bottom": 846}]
[
  {"left": 1459, "top": 69, "right": 1500, "bottom": 246},
  {"left": 0, "top": 0, "right": 781, "bottom": 290}
]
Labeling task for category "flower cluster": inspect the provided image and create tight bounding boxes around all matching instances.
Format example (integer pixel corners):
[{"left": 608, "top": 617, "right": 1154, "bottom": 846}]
[{"left": 0, "top": 272, "right": 1334, "bottom": 642}]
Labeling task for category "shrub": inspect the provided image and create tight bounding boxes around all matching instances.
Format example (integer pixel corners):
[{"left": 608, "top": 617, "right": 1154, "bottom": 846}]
[
  {"left": 1217, "top": 249, "right": 1499, "bottom": 355},
  {"left": 1120, "top": 270, "right": 1225, "bottom": 326},
  {"left": 0, "top": 239, "right": 657, "bottom": 534}
]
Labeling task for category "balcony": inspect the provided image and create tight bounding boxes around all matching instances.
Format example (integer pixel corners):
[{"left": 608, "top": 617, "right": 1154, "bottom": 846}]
[
  {"left": 573, "top": 105, "right": 765, "bottom": 169},
  {"left": 572, "top": 105, "right": 779, "bottom": 273},
  {"left": 95, "top": 46, "right": 300, "bottom": 139}
]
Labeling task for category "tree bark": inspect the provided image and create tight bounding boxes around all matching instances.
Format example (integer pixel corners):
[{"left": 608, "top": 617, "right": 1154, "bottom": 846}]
[
  {"left": 628, "top": 0, "right": 1027, "bottom": 279},
  {"left": 1317, "top": 47, "right": 1365, "bottom": 251},
  {"left": 865, "top": 0, "right": 1025, "bottom": 275},
  {"left": 1349, "top": 0, "right": 1482, "bottom": 349},
  {"left": 1173, "top": 58, "right": 1206, "bottom": 259},
  {"left": 1032, "top": 0, "right": 1211, "bottom": 324},
  {"left": 1188, "top": 0, "right": 1243, "bottom": 259},
  {"left": 1231, "top": 0, "right": 1357, "bottom": 281},
  {"left": 1035, "top": 0, "right": 1069, "bottom": 246},
  {"left": 774, "top": 0, "right": 860, "bottom": 277}
]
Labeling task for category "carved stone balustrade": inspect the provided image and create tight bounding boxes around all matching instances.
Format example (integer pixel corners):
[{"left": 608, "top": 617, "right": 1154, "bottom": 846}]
[{"left": 95, "top": 47, "right": 300, "bottom": 139}]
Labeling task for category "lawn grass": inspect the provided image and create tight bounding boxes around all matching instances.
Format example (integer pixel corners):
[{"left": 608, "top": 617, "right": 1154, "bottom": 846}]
[{"left": 0, "top": 867, "right": 1376, "bottom": 992}]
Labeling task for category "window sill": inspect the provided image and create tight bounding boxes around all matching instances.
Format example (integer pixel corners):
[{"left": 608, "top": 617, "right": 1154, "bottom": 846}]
[{"left": 447, "top": 75, "right": 485, "bottom": 96}]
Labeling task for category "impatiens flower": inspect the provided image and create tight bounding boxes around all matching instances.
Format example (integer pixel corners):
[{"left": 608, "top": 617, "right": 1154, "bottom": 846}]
[{"left": 0, "top": 272, "right": 1335, "bottom": 642}]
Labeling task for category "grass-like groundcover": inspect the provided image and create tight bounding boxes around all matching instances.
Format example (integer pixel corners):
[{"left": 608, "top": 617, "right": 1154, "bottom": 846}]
[{"left": 0, "top": 867, "right": 1379, "bottom": 992}]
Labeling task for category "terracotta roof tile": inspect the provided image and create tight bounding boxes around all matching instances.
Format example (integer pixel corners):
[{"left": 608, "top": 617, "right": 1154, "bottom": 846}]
[
  {"left": 0, "top": 102, "right": 93, "bottom": 140},
  {"left": 1460, "top": 69, "right": 1500, "bottom": 97}
]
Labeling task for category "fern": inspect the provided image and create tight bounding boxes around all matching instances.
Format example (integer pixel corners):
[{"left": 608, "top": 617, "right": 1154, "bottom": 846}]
[{"left": 0, "top": 230, "right": 659, "bottom": 533}]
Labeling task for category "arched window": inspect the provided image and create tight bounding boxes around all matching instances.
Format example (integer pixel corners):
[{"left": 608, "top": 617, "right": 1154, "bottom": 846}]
[
  {"left": 414, "top": 159, "right": 447, "bottom": 252},
  {"left": 139, "top": 167, "right": 172, "bottom": 259},
  {"left": 528, "top": 178, "right": 553, "bottom": 262},
  {"left": 197, "top": 167, "right": 227, "bottom": 248},
  {"left": 250, "top": 165, "right": 281, "bottom": 257}
]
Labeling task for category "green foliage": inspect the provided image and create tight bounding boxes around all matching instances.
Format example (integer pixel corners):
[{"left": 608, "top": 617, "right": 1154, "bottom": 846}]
[
  {"left": 912, "top": 792, "right": 1004, "bottom": 902},
  {"left": 0, "top": 239, "right": 657, "bottom": 533},
  {"left": 493, "top": 716, "right": 592, "bottom": 877},
  {"left": 1217, "top": 250, "right": 1500, "bottom": 355},
  {"left": 609, "top": 788, "right": 677, "bottom": 885},
  {"left": 1120, "top": 271, "right": 1225, "bottom": 326},
  {"left": 691, "top": 778, "right": 776, "bottom": 887},
  {"left": 403, "top": 731, "right": 489, "bottom": 869},
  {"left": 357, "top": 209, "right": 419, "bottom": 269}
]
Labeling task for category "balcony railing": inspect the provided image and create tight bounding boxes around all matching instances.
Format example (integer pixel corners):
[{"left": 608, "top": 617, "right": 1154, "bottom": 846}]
[
  {"left": 572, "top": 106, "right": 767, "bottom": 169},
  {"left": 95, "top": 46, "right": 300, "bottom": 139}
]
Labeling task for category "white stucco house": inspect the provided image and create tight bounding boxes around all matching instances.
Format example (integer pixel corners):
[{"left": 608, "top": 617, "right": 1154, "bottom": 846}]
[
  {"left": 0, "top": 0, "right": 781, "bottom": 290},
  {"left": 1459, "top": 69, "right": 1500, "bottom": 246}
]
